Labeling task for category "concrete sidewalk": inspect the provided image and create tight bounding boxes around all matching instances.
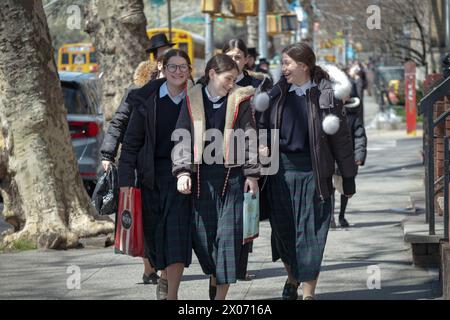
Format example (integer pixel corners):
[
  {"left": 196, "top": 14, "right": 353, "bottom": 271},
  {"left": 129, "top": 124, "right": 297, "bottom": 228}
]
[{"left": 0, "top": 96, "right": 442, "bottom": 300}]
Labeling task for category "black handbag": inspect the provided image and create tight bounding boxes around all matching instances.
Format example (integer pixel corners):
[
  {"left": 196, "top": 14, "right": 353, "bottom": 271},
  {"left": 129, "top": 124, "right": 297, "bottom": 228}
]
[{"left": 91, "top": 164, "right": 119, "bottom": 215}]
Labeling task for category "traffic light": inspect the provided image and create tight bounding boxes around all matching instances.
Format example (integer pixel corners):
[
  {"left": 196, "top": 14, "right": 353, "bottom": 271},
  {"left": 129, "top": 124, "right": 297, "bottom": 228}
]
[
  {"left": 280, "top": 14, "right": 297, "bottom": 32},
  {"left": 267, "top": 15, "right": 280, "bottom": 34},
  {"left": 230, "top": 0, "right": 258, "bottom": 16},
  {"left": 201, "top": 0, "right": 221, "bottom": 13}
]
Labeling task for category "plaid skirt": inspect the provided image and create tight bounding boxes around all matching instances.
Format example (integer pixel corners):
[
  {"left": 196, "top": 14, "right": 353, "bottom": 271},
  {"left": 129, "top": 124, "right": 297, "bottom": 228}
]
[
  {"left": 141, "top": 159, "right": 192, "bottom": 270},
  {"left": 268, "top": 152, "right": 332, "bottom": 283},
  {"left": 192, "top": 164, "right": 245, "bottom": 285}
]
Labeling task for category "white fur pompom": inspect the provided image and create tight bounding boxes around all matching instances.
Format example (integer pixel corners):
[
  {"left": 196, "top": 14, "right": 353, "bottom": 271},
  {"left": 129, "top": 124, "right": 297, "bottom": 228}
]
[
  {"left": 252, "top": 92, "right": 270, "bottom": 112},
  {"left": 322, "top": 114, "right": 340, "bottom": 135}
]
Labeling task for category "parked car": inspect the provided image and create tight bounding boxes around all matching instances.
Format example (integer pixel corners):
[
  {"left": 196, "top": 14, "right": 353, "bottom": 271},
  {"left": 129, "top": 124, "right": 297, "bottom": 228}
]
[{"left": 59, "top": 71, "right": 104, "bottom": 195}]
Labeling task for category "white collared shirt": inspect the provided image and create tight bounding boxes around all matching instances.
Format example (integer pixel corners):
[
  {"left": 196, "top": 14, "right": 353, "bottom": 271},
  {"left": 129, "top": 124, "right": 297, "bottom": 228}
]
[
  {"left": 159, "top": 81, "right": 186, "bottom": 105},
  {"left": 236, "top": 72, "right": 245, "bottom": 84},
  {"left": 205, "top": 86, "right": 225, "bottom": 109},
  {"left": 289, "top": 80, "right": 317, "bottom": 97}
]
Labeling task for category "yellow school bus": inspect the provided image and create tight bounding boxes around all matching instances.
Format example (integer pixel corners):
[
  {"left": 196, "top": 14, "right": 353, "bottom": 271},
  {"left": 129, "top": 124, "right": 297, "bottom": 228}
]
[
  {"left": 57, "top": 29, "right": 206, "bottom": 77},
  {"left": 147, "top": 28, "right": 205, "bottom": 78},
  {"left": 57, "top": 43, "right": 98, "bottom": 73}
]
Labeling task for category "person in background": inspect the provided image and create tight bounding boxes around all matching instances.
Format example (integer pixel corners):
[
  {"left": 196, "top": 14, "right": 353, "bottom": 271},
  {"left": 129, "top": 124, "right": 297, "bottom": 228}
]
[
  {"left": 246, "top": 47, "right": 259, "bottom": 71},
  {"left": 331, "top": 70, "right": 368, "bottom": 228},
  {"left": 256, "top": 58, "right": 274, "bottom": 81},
  {"left": 146, "top": 32, "right": 175, "bottom": 61}
]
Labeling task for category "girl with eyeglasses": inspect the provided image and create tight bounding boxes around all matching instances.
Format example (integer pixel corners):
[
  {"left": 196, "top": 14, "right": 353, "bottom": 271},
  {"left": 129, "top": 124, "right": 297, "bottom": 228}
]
[
  {"left": 119, "top": 49, "right": 193, "bottom": 300},
  {"left": 173, "top": 54, "right": 260, "bottom": 300}
]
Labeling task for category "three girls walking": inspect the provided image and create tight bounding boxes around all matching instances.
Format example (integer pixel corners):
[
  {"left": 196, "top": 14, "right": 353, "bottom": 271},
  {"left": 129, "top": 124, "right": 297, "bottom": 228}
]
[{"left": 116, "top": 40, "right": 357, "bottom": 300}]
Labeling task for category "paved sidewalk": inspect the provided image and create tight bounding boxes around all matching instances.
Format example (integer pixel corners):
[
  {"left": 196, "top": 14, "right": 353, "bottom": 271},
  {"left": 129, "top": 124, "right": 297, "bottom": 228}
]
[{"left": 0, "top": 96, "right": 442, "bottom": 300}]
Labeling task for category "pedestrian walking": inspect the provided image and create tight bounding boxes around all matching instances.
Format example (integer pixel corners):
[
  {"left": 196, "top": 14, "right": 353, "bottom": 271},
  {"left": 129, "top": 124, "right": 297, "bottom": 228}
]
[
  {"left": 258, "top": 42, "right": 357, "bottom": 300},
  {"left": 331, "top": 86, "right": 367, "bottom": 228},
  {"left": 173, "top": 54, "right": 260, "bottom": 300},
  {"left": 119, "top": 49, "right": 193, "bottom": 300}
]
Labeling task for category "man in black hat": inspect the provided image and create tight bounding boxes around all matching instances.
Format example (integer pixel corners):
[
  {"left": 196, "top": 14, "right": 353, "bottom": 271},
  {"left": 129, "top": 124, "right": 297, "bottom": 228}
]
[
  {"left": 146, "top": 32, "right": 175, "bottom": 60},
  {"left": 246, "top": 47, "right": 259, "bottom": 71},
  {"left": 256, "top": 58, "right": 273, "bottom": 81}
]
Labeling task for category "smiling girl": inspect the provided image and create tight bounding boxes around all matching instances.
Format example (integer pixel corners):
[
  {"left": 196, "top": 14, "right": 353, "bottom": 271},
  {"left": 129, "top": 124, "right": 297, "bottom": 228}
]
[
  {"left": 173, "top": 54, "right": 260, "bottom": 300},
  {"left": 119, "top": 49, "right": 193, "bottom": 300}
]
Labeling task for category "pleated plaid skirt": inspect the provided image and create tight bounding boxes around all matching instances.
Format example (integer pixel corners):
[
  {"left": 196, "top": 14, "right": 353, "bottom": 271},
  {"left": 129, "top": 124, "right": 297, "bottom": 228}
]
[
  {"left": 192, "top": 164, "right": 245, "bottom": 285},
  {"left": 141, "top": 159, "right": 192, "bottom": 270},
  {"left": 268, "top": 152, "right": 332, "bottom": 283}
]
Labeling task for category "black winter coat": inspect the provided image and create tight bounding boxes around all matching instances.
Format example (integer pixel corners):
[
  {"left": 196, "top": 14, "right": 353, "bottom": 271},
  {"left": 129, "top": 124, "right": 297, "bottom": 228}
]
[
  {"left": 118, "top": 78, "right": 167, "bottom": 188},
  {"left": 100, "top": 86, "right": 138, "bottom": 162},
  {"left": 259, "top": 76, "right": 358, "bottom": 200},
  {"left": 346, "top": 106, "right": 367, "bottom": 165}
]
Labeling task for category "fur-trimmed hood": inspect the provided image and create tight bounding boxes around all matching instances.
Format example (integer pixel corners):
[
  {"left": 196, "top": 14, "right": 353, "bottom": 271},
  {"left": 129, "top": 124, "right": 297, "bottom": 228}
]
[
  {"left": 246, "top": 70, "right": 268, "bottom": 81},
  {"left": 185, "top": 84, "right": 255, "bottom": 165},
  {"left": 133, "top": 60, "right": 158, "bottom": 87},
  {"left": 320, "top": 64, "right": 352, "bottom": 101}
]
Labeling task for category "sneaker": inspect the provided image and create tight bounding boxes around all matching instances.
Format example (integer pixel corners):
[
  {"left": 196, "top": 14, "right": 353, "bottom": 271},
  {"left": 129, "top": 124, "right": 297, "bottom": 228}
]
[
  {"left": 143, "top": 272, "right": 159, "bottom": 285},
  {"left": 339, "top": 217, "right": 350, "bottom": 228},
  {"left": 303, "top": 296, "right": 315, "bottom": 300},
  {"left": 282, "top": 280, "right": 299, "bottom": 300},
  {"left": 156, "top": 278, "right": 168, "bottom": 300}
]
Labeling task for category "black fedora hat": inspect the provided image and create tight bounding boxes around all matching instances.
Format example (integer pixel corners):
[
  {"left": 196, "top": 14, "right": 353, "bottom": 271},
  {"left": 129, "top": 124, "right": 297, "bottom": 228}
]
[
  {"left": 247, "top": 47, "right": 259, "bottom": 58},
  {"left": 146, "top": 32, "right": 175, "bottom": 53}
]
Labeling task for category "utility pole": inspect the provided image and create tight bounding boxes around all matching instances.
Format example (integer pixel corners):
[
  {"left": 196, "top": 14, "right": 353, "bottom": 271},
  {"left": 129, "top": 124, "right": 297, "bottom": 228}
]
[
  {"left": 205, "top": 13, "right": 214, "bottom": 61},
  {"left": 446, "top": 0, "right": 450, "bottom": 48},
  {"left": 167, "top": 0, "right": 172, "bottom": 42},
  {"left": 258, "top": 0, "right": 268, "bottom": 59}
]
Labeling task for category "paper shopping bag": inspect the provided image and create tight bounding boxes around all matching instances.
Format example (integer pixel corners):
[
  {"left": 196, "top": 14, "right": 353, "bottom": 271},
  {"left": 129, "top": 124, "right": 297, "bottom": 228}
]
[
  {"left": 114, "top": 188, "right": 144, "bottom": 257},
  {"left": 243, "top": 192, "right": 260, "bottom": 244}
]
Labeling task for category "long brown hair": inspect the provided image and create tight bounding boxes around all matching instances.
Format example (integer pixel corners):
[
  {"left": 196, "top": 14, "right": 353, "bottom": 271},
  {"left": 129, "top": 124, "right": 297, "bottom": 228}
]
[
  {"left": 197, "top": 54, "right": 239, "bottom": 86},
  {"left": 282, "top": 42, "right": 329, "bottom": 84}
]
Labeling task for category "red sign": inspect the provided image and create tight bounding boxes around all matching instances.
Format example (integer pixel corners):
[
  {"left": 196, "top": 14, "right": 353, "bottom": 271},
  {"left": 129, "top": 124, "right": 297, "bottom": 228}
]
[{"left": 405, "top": 61, "right": 417, "bottom": 135}]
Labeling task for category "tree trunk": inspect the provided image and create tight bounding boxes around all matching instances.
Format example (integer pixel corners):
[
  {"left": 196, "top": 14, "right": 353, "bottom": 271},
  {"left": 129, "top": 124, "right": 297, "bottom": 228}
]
[
  {"left": 84, "top": 0, "right": 150, "bottom": 124},
  {"left": 0, "top": 0, "right": 114, "bottom": 250}
]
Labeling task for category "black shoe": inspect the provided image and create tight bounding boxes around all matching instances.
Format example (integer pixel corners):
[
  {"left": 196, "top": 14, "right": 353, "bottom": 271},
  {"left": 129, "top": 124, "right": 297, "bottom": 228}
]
[
  {"left": 143, "top": 272, "right": 159, "bottom": 285},
  {"left": 282, "top": 280, "right": 299, "bottom": 300},
  {"left": 339, "top": 217, "right": 350, "bottom": 228},
  {"left": 209, "top": 277, "right": 216, "bottom": 300}
]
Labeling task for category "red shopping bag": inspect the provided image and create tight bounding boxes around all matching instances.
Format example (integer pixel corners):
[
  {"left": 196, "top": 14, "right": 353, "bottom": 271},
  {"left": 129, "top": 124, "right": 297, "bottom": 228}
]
[{"left": 114, "top": 188, "right": 144, "bottom": 257}]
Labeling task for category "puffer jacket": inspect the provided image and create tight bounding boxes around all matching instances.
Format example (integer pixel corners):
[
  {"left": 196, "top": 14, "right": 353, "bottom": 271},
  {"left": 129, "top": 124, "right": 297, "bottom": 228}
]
[
  {"left": 100, "top": 60, "right": 158, "bottom": 162},
  {"left": 259, "top": 75, "right": 358, "bottom": 200}
]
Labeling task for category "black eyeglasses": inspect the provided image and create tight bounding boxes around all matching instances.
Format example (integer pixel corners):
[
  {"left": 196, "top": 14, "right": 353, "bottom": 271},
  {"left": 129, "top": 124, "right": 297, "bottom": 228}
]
[{"left": 165, "top": 64, "right": 190, "bottom": 73}]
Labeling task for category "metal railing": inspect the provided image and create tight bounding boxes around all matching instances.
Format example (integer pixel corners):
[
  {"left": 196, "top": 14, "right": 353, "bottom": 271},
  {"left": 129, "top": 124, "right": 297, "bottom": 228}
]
[{"left": 420, "top": 75, "right": 450, "bottom": 242}]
